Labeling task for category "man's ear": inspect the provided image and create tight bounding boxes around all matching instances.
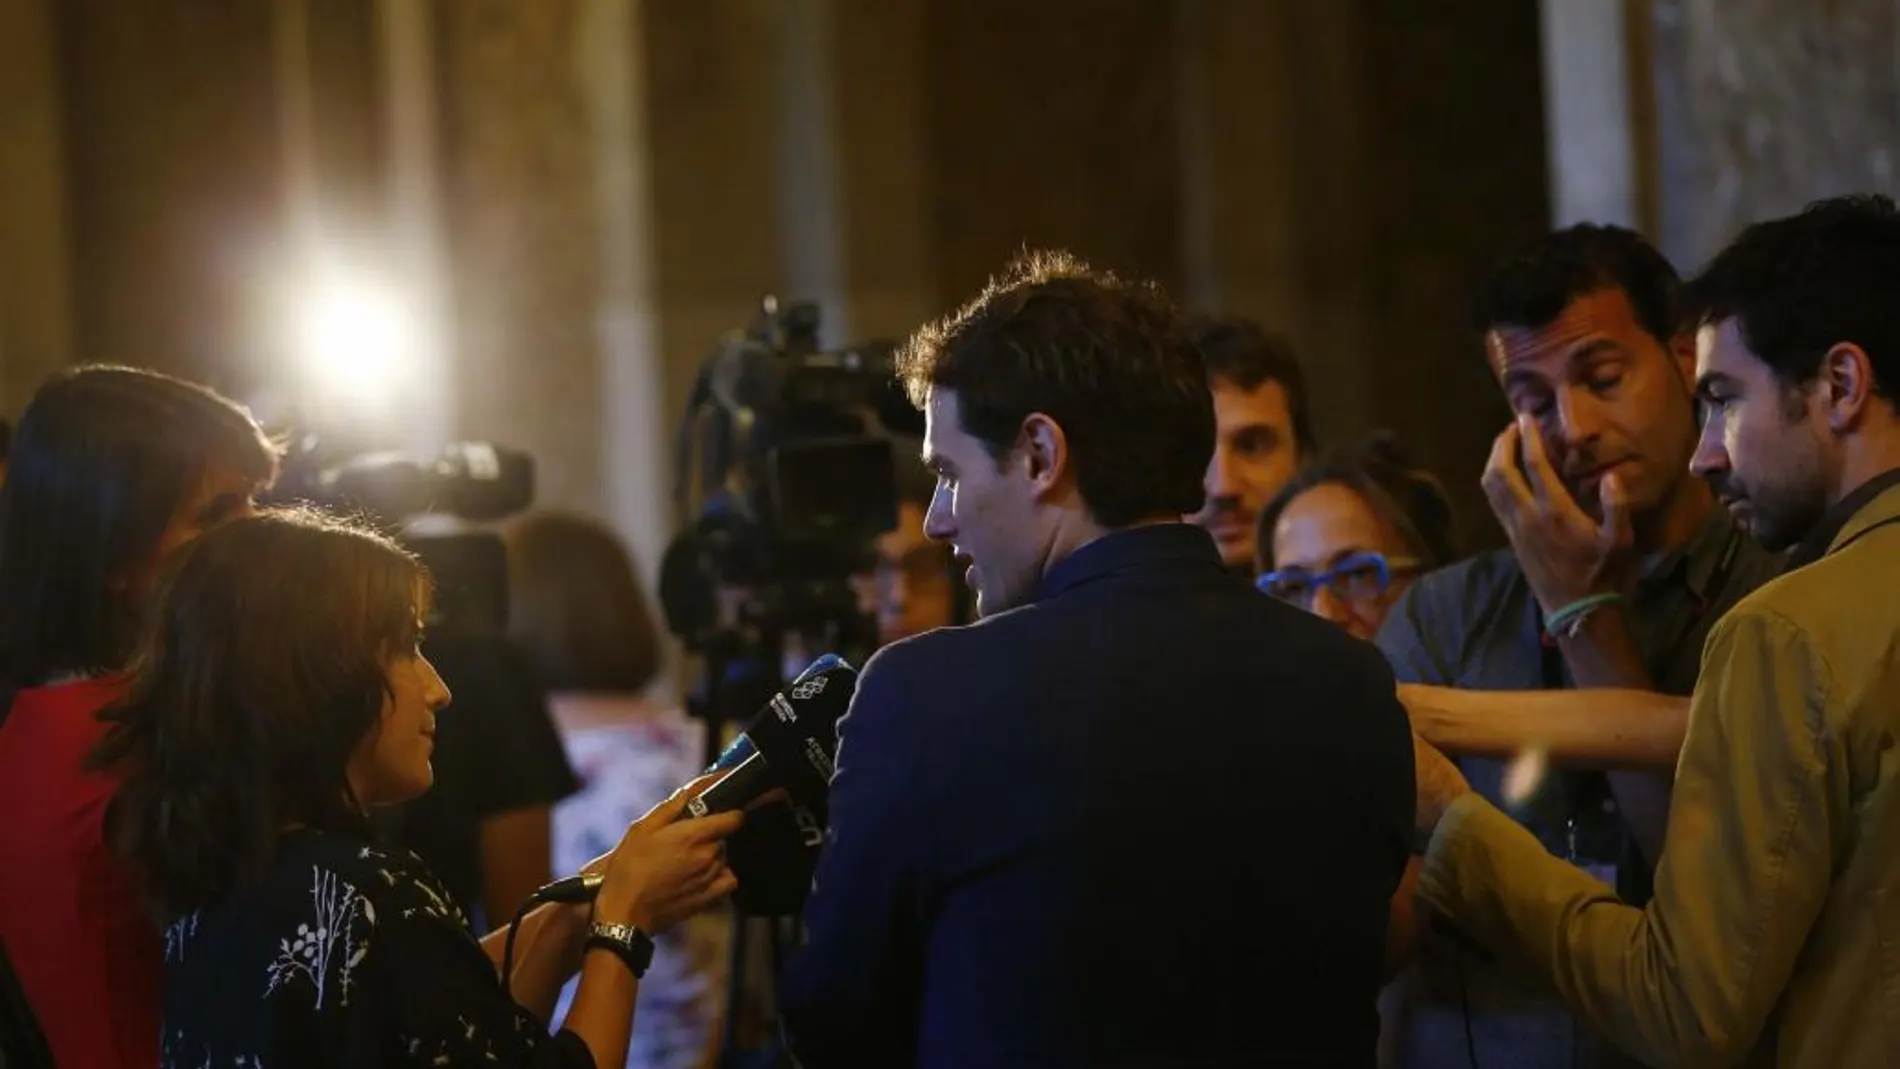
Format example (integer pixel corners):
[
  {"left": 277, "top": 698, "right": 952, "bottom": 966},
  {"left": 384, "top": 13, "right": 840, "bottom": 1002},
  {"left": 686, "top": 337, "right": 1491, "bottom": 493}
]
[
  {"left": 1822, "top": 342, "right": 1878, "bottom": 432},
  {"left": 1018, "top": 412, "right": 1070, "bottom": 498},
  {"left": 1669, "top": 330, "right": 1698, "bottom": 392}
]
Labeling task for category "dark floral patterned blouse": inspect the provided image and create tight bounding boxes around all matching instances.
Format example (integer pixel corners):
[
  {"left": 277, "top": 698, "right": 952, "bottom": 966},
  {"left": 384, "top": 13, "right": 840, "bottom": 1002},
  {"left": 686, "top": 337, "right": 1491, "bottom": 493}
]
[{"left": 160, "top": 828, "right": 594, "bottom": 1068}]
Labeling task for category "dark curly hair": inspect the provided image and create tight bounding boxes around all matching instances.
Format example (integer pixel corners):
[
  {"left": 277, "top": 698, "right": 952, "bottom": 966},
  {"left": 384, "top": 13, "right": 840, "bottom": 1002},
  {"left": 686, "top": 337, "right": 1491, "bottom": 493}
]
[
  {"left": 91, "top": 507, "right": 428, "bottom": 920},
  {"left": 1473, "top": 223, "right": 1682, "bottom": 346},
  {"left": 896, "top": 250, "right": 1213, "bottom": 528},
  {"left": 1255, "top": 432, "right": 1458, "bottom": 573},
  {"left": 1190, "top": 316, "right": 1318, "bottom": 456},
  {"left": 1684, "top": 193, "right": 1900, "bottom": 395}
]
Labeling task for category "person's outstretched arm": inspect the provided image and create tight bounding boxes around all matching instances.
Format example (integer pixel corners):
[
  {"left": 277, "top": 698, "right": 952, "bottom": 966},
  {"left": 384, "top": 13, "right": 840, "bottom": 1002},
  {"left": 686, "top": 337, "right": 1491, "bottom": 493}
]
[{"left": 1401, "top": 683, "right": 1688, "bottom": 772}]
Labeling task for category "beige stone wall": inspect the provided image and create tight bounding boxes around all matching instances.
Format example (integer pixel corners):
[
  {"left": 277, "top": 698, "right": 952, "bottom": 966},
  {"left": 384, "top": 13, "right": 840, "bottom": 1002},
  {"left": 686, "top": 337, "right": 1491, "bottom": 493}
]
[
  {"left": 434, "top": 0, "right": 612, "bottom": 514},
  {"left": 1, "top": 0, "right": 1557, "bottom": 559},
  {"left": 1649, "top": 0, "right": 1900, "bottom": 268},
  {"left": 0, "top": 0, "right": 75, "bottom": 411}
]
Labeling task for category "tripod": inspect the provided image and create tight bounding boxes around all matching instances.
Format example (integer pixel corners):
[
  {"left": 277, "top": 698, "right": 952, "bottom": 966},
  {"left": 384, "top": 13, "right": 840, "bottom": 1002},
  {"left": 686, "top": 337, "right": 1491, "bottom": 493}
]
[{"left": 681, "top": 582, "right": 876, "bottom": 1069}]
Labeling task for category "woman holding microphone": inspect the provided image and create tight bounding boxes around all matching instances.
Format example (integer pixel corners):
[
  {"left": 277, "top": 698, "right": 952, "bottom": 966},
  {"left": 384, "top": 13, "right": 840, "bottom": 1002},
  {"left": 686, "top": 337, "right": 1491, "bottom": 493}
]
[{"left": 92, "top": 507, "right": 744, "bottom": 1069}]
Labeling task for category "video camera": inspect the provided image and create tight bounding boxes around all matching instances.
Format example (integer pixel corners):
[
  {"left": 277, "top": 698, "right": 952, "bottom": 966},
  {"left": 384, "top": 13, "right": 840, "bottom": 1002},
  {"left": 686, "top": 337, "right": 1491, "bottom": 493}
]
[
  {"left": 658, "top": 296, "right": 919, "bottom": 657},
  {"left": 658, "top": 297, "right": 916, "bottom": 1066},
  {"left": 265, "top": 432, "right": 536, "bottom": 635}
]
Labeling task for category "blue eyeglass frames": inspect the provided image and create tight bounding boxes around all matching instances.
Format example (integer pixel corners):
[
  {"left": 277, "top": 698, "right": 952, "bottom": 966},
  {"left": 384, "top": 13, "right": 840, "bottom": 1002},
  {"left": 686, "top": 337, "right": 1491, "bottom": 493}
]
[{"left": 1256, "top": 551, "right": 1421, "bottom": 607}]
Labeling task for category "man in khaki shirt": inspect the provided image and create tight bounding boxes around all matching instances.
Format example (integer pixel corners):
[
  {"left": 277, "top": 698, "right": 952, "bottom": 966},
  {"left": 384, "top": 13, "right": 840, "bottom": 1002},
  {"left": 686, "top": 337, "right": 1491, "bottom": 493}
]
[{"left": 1412, "top": 193, "right": 1900, "bottom": 1068}]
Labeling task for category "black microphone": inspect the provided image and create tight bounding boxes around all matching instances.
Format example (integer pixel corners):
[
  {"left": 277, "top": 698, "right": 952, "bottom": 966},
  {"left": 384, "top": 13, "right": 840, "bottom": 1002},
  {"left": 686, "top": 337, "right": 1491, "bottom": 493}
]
[
  {"left": 524, "top": 655, "right": 858, "bottom": 907},
  {"left": 681, "top": 656, "right": 856, "bottom": 819}
]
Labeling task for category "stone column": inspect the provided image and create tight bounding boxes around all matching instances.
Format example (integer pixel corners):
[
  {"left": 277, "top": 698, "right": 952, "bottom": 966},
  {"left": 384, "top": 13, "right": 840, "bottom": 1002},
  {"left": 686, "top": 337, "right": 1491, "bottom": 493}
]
[
  {"left": 37, "top": 0, "right": 283, "bottom": 392},
  {"left": 1538, "top": 0, "right": 1649, "bottom": 229},
  {"left": 1649, "top": 0, "right": 1900, "bottom": 268},
  {"left": 0, "top": 0, "right": 75, "bottom": 411},
  {"left": 579, "top": 0, "right": 672, "bottom": 611},
  {"left": 826, "top": 0, "right": 940, "bottom": 346},
  {"left": 433, "top": 0, "right": 616, "bottom": 516},
  {"left": 1179, "top": 0, "right": 1549, "bottom": 548}
]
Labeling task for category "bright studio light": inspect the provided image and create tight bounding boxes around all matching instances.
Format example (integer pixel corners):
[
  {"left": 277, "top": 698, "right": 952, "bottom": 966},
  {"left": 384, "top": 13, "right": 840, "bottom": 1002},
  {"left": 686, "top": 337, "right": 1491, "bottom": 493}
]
[{"left": 289, "top": 274, "right": 421, "bottom": 411}]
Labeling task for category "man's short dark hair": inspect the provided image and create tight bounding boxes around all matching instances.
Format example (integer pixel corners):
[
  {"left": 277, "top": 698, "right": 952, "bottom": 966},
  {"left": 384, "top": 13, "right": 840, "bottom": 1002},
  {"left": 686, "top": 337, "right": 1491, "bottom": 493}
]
[
  {"left": 0, "top": 366, "right": 278, "bottom": 688},
  {"left": 1190, "top": 316, "right": 1318, "bottom": 456},
  {"left": 1474, "top": 223, "right": 1682, "bottom": 345},
  {"left": 897, "top": 251, "right": 1213, "bottom": 528},
  {"left": 1684, "top": 193, "right": 1900, "bottom": 396}
]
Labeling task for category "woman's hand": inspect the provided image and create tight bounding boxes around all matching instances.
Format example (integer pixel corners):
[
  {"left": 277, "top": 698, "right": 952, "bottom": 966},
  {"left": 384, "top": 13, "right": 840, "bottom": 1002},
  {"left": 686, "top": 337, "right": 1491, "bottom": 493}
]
[{"left": 594, "top": 775, "right": 744, "bottom": 932}]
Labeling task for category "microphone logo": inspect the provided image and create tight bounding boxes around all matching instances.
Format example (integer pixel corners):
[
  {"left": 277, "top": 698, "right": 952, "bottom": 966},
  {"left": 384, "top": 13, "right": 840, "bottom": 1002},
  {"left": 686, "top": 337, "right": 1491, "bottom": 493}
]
[{"left": 791, "top": 675, "right": 829, "bottom": 701}]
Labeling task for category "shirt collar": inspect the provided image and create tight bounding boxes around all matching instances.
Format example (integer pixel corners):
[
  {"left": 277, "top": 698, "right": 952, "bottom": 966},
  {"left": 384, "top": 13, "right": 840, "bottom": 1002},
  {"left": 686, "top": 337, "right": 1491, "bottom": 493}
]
[
  {"left": 1787, "top": 467, "right": 1900, "bottom": 571},
  {"left": 1033, "top": 523, "right": 1224, "bottom": 603},
  {"left": 1638, "top": 503, "right": 1742, "bottom": 603}
]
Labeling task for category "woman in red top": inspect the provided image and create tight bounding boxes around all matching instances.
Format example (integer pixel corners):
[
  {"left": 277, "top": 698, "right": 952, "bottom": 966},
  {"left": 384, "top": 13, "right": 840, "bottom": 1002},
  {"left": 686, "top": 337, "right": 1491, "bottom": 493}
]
[{"left": 0, "top": 366, "right": 277, "bottom": 1069}]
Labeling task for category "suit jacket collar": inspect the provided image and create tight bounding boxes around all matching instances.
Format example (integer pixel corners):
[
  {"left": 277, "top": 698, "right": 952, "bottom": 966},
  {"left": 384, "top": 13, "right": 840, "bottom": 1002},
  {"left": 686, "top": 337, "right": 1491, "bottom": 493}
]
[
  {"left": 1034, "top": 522, "right": 1225, "bottom": 602},
  {"left": 1787, "top": 467, "right": 1900, "bottom": 570}
]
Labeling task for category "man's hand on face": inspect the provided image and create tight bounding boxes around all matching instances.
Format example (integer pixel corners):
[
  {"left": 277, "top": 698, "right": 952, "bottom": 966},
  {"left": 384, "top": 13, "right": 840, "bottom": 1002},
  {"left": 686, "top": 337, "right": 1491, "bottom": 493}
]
[{"left": 1481, "top": 414, "right": 1636, "bottom": 614}]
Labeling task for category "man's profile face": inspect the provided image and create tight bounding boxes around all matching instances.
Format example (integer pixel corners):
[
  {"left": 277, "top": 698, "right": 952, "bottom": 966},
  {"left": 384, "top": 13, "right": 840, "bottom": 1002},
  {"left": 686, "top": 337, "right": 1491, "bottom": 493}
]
[
  {"left": 1486, "top": 287, "right": 1697, "bottom": 522},
  {"left": 1690, "top": 317, "right": 1829, "bottom": 551},
  {"left": 1189, "top": 376, "right": 1301, "bottom": 571},
  {"left": 920, "top": 389, "right": 1042, "bottom": 618}
]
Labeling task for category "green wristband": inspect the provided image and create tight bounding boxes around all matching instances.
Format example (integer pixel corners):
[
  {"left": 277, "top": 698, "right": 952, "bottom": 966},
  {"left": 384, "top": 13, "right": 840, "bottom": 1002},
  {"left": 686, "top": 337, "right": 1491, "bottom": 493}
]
[{"left": 1544, "top": 592, "right": 1623, "bottom": 638}]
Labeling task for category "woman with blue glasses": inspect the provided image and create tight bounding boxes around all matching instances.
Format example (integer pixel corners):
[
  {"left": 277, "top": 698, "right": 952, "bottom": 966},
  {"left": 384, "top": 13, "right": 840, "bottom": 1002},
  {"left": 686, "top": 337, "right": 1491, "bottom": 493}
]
[
  {"left": 1255, "top": 432, "right": 1456, "bottom": 1069},
  {"left": 1254, "top": 432, "right": 1457, "bottom": 641}
]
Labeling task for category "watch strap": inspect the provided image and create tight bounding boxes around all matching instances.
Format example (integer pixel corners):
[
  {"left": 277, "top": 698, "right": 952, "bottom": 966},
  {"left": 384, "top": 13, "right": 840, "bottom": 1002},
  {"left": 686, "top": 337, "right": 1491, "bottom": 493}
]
[{"left": 584, "top": 920, "right": 655, "bottom": 978}]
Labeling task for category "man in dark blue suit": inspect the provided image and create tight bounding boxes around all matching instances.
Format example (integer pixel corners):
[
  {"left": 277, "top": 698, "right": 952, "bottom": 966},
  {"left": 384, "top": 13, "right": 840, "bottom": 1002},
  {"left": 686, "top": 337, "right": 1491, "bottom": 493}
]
[{"left": 782, "top": 251, "right": 1416, "bottom": 1068}]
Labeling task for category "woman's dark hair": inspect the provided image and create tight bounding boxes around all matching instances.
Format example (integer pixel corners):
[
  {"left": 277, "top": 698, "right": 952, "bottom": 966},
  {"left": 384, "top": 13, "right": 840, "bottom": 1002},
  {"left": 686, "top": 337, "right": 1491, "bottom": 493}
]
[
  {"left": 896, "top": 250, "right": 1214, "bottom": 528},
  {"left": 1255, "top": 432, "right": 1459, "bottom": 572},
  {"left": 504, "top": 511, "right": 662, "bottom": 693},
  {"left": 91, "top": 507, "right": 427, "bottom": 920},
  {"left": 0, "top": 366, "right": 278, "bottom": 689}
]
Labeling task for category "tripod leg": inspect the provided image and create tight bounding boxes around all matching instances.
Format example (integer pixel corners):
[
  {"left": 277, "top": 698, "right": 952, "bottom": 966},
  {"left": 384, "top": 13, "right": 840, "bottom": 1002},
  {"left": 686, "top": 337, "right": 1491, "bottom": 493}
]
[{"left": 721, "top": 912, "right": 749, "bottom": 1065}]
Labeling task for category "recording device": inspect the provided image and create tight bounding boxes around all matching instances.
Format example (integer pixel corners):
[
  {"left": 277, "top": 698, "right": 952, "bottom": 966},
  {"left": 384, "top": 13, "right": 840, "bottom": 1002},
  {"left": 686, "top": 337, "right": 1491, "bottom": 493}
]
[
  {"left": 683, "top": 654, "right": 854, "bottom": 817},
  {"left": 264, "top": 431, "right": 535, "bottom": 635},
  {"left": 270, "top": 434, "right": 535, "bottom": 522},
  {"left": 658, "top": 296, "right": 918, "bottom": 654},
  {"left": 526, "top": 655, "right": 858, "bottom": 906},
  {"left": 655, "top": 298, "right": 905, "bottom": 1067}
]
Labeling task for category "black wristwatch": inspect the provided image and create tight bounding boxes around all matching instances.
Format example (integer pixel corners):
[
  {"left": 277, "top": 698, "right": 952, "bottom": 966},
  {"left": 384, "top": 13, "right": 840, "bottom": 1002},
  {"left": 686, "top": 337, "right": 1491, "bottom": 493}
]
[{"left": 584, "top": 921, "right": 656, "bottom": 978}]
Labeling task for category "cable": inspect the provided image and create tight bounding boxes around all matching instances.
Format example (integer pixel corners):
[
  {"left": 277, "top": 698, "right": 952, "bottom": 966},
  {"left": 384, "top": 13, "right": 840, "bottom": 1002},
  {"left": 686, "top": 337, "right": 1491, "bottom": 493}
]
[
  {"left": 501, "top": 898, "right": 536, "bottom": 993},
  {"left": 502, "top": 875, "right": 603, "bottom": 991}
]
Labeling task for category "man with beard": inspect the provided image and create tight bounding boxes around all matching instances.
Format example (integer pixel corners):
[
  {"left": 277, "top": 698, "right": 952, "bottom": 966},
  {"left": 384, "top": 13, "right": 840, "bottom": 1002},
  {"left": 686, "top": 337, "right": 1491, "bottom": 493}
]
[
  {"left": 1374, "top": 224, "right": 1784, "bottom": 1067},
  {"left": 783, "top": 252, "right": 1414, "bottom": 1068},
  {"left": 1412, "top": 193, "right": 1900, "bottom": 1068},
  {"left": 1186, "top": 316, "right": 1317, "bottom": 573}
]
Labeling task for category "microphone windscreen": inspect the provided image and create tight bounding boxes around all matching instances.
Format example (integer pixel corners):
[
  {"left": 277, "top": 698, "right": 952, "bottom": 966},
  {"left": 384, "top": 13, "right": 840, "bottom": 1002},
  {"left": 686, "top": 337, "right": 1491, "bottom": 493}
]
[
  {"left": 741, "top": 659, "right": 857, "bottom": 805},
  {"left": 702, "top": 654, "right": 847, "bottom": 774}
]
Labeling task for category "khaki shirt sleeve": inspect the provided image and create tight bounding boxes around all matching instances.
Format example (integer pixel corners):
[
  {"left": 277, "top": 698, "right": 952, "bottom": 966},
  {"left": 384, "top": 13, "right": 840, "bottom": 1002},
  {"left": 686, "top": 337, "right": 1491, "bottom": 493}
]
[{"left": 1417, "top": 604, "right": 1840, "bottom": 1066}]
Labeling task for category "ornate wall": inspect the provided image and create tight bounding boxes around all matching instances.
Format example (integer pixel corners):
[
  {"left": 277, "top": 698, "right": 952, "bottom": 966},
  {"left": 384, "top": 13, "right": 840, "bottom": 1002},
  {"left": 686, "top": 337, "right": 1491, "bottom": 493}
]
[{"left": 1649, "top": 0, "right": 1898, "bottom": 267}]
